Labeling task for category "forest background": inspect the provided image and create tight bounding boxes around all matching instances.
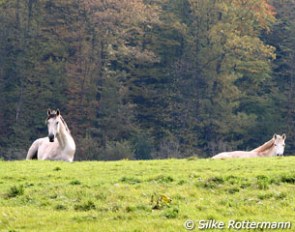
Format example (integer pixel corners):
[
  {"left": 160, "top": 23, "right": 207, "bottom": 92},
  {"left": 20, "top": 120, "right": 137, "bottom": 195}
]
[{"left": 0, "top": 0, "right": 294, "bottom": 160}]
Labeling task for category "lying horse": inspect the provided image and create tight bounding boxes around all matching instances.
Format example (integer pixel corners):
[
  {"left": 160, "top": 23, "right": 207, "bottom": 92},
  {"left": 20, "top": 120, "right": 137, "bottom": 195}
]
[
  {"left": 26, "top": 109, "right": 76, "bottom": 162},
  {"left": 212, "top": 134, "right": 286, "bottom": 159}
]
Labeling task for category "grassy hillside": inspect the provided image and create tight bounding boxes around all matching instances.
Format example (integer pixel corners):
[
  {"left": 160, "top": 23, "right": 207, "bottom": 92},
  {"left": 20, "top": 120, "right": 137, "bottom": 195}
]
[{"left": 0, "top": 157, "right": 295, "bottom": 231}]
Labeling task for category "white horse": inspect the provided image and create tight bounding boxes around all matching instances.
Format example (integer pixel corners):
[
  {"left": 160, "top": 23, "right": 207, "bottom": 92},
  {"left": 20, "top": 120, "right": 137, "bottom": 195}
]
[
  {"left": 212, "top": 134, "right": 286, "bottom": 159},
  {"left": 26, "top": 109, "right": 76, "bottom": 162}
]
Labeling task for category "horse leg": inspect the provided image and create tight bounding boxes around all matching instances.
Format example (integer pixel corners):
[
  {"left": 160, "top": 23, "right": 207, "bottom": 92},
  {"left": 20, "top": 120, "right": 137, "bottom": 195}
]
[{"left": 26, "top": 140, "right": 40, "bottom": 160}]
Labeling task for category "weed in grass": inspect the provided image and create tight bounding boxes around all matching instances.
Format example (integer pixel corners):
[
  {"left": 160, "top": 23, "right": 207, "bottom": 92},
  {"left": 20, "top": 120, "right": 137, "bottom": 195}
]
[
  {"left": 117, "top": 195, "right": 125, "bottom": 200},
  {"left": 188, "top": 172, "right": 201, "bottom": 179},
  {"left": 208, "top": 176, "right": 224, "bottom": 184},
  {"left": 24, "top": 183, "right": 34, "bottom": 188},
  {"left": 240, "top": 182, "right": 251, "bottom": 189},
  {"left": 258, "top": 192, "right": 274, "bottom": 200},
  {"left": 2, "top": 176, "right": 14, "bottom": 180},
  {"left": 172, "top": 194, "right": 185, "bottom": 201},
  {"left": 163, "top": 207, "right": 179, "bottom": 219},
  {"left": 39, "top": 200, "right": 51, "bottom": 207},
  {"left": 196, "top": 205, "right": 208, "bottom": 211},
  {"left": 69, "top": 180, "right": 81, "bottom": 185},
  {"left": 224, "top": 199, "right": 239, "bottom": 208},
  {"left": 177, "top": 180, "right": 186, "bottom": 185},
  {"left": 97, "top": 207, "right": 109, "bottom": 212},
  {"left": 72, "top": 215, "right": 97, "bottom": 223},
  {"left": 74, "top": 200, "right": 96, "bottom": 211},
  {"left": 224, "top": 175, "right": 246, "bottom": 185},
  {"left": 125, "top": 204, "right": 150, "bottom": 213},
  {"left": 55, "top": 204, "right": 68, "bottom": 211},
  {"left": 113, "top": 214, "right": 131, "bottom": 220},
  {"left": 49, "top": 193, "right": 58, "bottom": 199},
  {"left": 151, "top": 194, "right": 172, "bottom": 210},
  {"left": 281, "top": 174, "right": 295, "bottom": 184},
  {"left": 20, "top": 195, "right": 35, "bottom": 205},
  {"left": 5, "top": 185, "right": 24, "bottom": 198},
  {"left": 108, "top": 203, "right": 121, "bottom": 212},
  {"left": 53, "top": 167, "right": 62, "bottom": 171},
  {"left": 120, "top": 176, "right": 141, "bottom": 184},
  {"left": 125, "top": 205, "right": 136, "bottom": 213},
  {"left": 227, "top": 187, "right": 240, "bottom": 194},
  {"left": 149, "top": 175, "right": 174, "bottom": 183},
  {"left": 275, "top": 192, "right": 287, "bottom": 200},
  {"left": 202, "top": 176, "right": 224, "bottom": 189},
  {"left": 206, "top": 214, "right": 218, "bottom": 220},
  {"left": 256, "top": 175, "right": 270, "bottom": 190},
  {"left": 95, "top": 192, "right": 107, "bottom": 201},
  {"left": 136, "top": 204, "right": 150, "bottom": 212}
]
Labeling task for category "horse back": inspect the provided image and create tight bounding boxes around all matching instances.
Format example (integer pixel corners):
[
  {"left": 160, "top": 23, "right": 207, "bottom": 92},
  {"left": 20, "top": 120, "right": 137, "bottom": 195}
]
[{"left": 212, "top": 151, "right": 258, "bottom": 159}]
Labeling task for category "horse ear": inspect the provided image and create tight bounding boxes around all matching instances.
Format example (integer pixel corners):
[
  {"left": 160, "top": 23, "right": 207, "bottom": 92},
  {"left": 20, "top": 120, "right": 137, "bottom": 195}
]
[
  {"left": 47, "top": 108, "right": 51, "bottom": 116},
  {"left": 282, "top": 133, "right": 286, "bottom": 140},
  {"left": 56, "top": 109, "right": 60, "bottom": 116},
  {"left": 273, "top": 134, "right": 277, "bottom": 139}
]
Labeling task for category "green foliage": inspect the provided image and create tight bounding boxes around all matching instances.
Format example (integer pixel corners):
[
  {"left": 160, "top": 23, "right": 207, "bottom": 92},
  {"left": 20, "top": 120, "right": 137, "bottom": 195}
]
[
  {"left": 265, "top": 0, "right": 295, "bottom": 153},
  {"left": 132, "top": 133, "right": 153, "bottom": 160},
  {"left": 0, "top": 0, "right": 293, "bottom": 159},
  {"left": 104, "top": 140, "right": 135, "bottom": 160}
]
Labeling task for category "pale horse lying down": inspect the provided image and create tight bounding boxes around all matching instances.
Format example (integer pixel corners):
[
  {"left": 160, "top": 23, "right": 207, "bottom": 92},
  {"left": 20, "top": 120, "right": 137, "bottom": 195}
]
[
  {"left": 26, "top": 109, "right": 76, "bottom": 162},
  {"left": 212, "top": 134, "right": 286, "bottom": 159}
]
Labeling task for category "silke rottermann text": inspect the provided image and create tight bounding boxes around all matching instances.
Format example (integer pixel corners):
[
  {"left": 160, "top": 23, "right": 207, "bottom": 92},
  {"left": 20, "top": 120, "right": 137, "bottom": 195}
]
[
  {"left": 198, "top": 220, "right": 291, "bottom": 230},
  {"left": 184, "top": 219, "right": 292, "bottom": 230}
]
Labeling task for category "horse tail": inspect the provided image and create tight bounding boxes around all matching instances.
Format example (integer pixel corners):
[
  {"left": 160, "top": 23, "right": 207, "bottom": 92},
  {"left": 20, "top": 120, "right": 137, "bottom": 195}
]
[{"left": 26, "top": 140, "right": 40, "bottom": 160}]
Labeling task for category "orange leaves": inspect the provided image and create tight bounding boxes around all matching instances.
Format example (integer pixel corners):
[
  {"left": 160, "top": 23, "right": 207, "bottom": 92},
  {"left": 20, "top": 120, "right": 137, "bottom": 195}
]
[{"left": 231, "top": 0, "right": 276, "bottom": 32}]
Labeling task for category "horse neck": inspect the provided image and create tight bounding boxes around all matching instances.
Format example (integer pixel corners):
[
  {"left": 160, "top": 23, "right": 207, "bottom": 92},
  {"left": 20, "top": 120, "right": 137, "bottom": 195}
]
[
  {"left": 251, "top": 139, "right": 274, "bottom": 152},
  {"left": 56, "top": 118, "right": 72, "bottom": 149},
  {"left": 258, "top": 145, "right": 275, "bottom": 157}
]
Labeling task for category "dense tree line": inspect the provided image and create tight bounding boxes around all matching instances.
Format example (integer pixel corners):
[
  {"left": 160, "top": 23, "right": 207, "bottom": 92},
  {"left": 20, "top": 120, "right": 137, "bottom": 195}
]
[{"left": 0, "top": 0, "right": 294, "bottom": 160}]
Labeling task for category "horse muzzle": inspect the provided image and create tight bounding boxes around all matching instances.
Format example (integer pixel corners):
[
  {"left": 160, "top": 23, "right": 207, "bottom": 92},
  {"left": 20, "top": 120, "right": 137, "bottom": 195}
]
[{"left": 48, "top": 134, "right": 54, "bottom": 142}]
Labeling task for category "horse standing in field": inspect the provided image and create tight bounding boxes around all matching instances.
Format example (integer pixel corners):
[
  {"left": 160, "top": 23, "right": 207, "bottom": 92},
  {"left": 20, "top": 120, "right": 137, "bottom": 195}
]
[
  {"left": 26, "top": 109, "right": 76, "bottom": 162},
  {"left": 212, "top": 134, "right": 286, "bottom": 159}
]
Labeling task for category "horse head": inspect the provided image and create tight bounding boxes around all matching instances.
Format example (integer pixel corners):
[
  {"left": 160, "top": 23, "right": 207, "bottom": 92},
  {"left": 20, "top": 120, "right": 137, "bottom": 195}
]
[
  {"left": 273, "top": 133, "right": 286, "bottom": 156},
  {"left": 47, "top": 109, "right": 61, "bottom": 142}
]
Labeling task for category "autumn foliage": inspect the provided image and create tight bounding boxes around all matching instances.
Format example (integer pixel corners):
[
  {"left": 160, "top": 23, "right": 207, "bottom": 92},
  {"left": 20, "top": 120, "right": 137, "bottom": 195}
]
[{"left": 0, "top": 0, "right": 294, "bottom": 160}]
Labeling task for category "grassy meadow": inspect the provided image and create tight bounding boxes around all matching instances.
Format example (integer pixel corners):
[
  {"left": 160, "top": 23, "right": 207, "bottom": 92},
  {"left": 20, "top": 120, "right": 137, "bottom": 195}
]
[{"left": 0, "top": 157, "right": 295, "bottom": 231}]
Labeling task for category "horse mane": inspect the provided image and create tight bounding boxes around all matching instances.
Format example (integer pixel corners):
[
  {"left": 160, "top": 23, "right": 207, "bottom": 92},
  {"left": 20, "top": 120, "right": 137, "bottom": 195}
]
[
  {"left": 251, "top": 138, "right": 274, "bottom": 153},
  {"left": 59, "top": 115, "right": 71, "bottom": 134}
]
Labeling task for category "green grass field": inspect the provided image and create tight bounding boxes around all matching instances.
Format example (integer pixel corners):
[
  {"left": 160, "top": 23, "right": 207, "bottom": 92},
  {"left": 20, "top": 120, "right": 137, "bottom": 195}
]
[{"left": 0, "top": 157, "right": 295, "bottom": 232}]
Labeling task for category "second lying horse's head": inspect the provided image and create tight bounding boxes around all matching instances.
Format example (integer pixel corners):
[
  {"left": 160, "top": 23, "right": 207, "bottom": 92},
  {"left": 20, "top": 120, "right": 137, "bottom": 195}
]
[
  {"left": 272, "top": 133, "right": 286, "bottom": 156},
  {"left": 47, "top": 109, "right": 61, "bottom": 142}
]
